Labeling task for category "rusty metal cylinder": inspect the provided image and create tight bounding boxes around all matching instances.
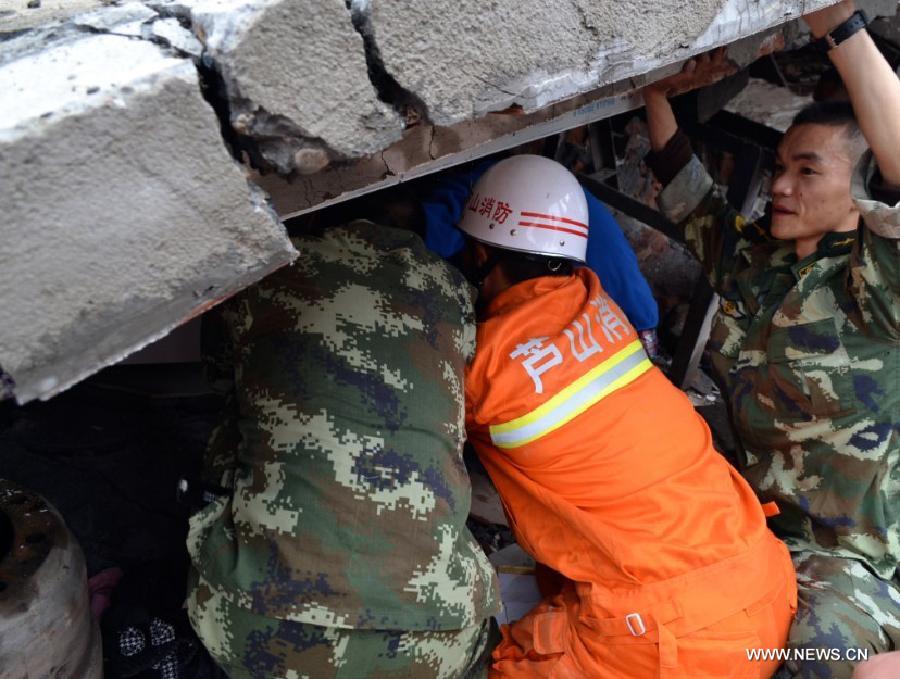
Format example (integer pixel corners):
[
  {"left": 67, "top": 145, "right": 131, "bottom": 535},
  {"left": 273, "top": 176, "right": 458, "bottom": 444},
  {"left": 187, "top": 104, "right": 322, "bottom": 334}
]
[{"left": 0, "top": 480, "right": 102, "bottom": 679}]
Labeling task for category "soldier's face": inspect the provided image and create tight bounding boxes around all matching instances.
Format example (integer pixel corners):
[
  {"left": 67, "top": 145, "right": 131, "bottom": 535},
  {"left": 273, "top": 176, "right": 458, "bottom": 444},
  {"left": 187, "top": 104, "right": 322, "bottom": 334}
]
[{"left": 770, "top": 123, "right": 859, "bottom": 256}]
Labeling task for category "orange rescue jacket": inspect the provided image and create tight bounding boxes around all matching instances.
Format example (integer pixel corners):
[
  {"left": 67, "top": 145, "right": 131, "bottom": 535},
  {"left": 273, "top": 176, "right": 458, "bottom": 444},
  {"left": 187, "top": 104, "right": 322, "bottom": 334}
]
[{"left": 466, "top": 268, "right": 772, "bottom": 590}]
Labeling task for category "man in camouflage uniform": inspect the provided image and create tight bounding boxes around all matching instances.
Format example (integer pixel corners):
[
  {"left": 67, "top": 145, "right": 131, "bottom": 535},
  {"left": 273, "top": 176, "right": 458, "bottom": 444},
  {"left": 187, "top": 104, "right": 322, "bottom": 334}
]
[
  {"left": 186, "top": 220, "right": 500, "bottom": 678},
  {"left": 643, "top": 2, "right": 899, "bottom": 677}
]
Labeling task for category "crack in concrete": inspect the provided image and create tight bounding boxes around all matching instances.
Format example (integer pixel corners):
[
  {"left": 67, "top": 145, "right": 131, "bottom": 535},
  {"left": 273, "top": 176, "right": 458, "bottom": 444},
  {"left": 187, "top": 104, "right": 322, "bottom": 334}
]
[
  {"left": 427, "top": 124, "right": 437, "bottom": 161},
  {"left": 346, "top": 0, "right": 431, "bottom": 127},
  {"left": 457, "top": 66, "right": 518, "bottom": 98},
  {"left": 62, "top": 9, "right": 259, "bottom": 178},
  {"left": 66, "top": 7, "right": 246, "bottom": 171},
  {"left": 1, "top": 3, "right": 298, "bottom": 403},
  {"left": 379, "top": 148, "right": 394, "bottom": 178},
  {"left": 192, "top": 37, "right": 335, "bottom": 176},
  {"left": 193, "top": 54, "right": 259, "bottom": 168},
  {"left": 179, "top": 2, "right": 400, "bottom": 176}
]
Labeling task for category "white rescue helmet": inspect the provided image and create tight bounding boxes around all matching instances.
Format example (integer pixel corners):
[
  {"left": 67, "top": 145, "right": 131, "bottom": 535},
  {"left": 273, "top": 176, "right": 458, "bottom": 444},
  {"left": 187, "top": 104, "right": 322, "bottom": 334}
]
[{"left": 457, "top": 154, "right": 589, "bottom": 263}]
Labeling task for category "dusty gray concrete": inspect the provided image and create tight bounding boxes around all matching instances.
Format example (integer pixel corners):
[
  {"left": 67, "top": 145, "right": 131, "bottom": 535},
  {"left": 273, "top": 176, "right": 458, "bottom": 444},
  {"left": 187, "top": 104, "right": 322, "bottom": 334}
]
[
  {"left": 186, "top": 0, "right": 402, "bottom": 172},
  {"left": 186, "top": 0, "right": 843, "bottom": 170},
  {"left": 725, "top": 77, "right": 811, "bottom": 132},
  {"left": 363, "top": 0, "right": 726, "bottom": 125},
  {"left": 0, "top": 0, "right": 868, "bottom": 405},
  {"left": 0, "top": 27, "right": 295, "bottom": 404},
  {"left": 0, "top": 0, "right": 106, "bottom": 33},
  {"left": 859, "top": 0, "right": 900, "bottom": 18},
  {"left": 260, "top": 0, "right": 843, "bottom": 214},
  {"left": 71, "top": 1, "right": 156, "bottom": 32},
  {"left": 256, "top": 20, "right": 804, "bottom": 218},
  {"left": 867, "top": 6, "right": 900, "bottom": 48}
]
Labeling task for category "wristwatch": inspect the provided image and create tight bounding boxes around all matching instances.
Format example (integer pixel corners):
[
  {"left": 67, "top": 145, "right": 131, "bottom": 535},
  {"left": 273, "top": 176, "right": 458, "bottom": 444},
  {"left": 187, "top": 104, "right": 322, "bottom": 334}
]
[{"left": 819, "top": 10, "right": 869, "bottom": 51}]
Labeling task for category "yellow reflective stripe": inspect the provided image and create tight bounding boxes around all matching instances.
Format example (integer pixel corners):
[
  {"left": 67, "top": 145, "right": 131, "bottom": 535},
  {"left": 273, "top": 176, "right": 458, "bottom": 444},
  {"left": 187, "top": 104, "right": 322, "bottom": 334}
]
[
  {"left": 490, "top": 340, "right": 644, "bottom": 436},
  {"left": 489, "top": 340, "right": 651, "bottom": 449}
]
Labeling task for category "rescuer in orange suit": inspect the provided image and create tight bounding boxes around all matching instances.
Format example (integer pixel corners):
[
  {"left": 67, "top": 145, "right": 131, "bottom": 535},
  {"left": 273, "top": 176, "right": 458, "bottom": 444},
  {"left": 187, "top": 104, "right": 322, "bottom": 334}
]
[{"left": 459, "top": 154, "right": 798, "bottom": 678}]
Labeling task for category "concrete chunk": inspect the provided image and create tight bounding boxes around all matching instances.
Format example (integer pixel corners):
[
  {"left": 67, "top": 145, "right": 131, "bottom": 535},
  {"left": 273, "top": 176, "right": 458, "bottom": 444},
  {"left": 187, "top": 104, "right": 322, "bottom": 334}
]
[
  {"left": 363, "top": 0, "right": 726, "bottom": 126},
  {"left": 1, "top": 0, "right": 857, "bottom": 403},
  {"left": 0, "top": 30, "right": 296, "bottom": 403},
  {"left": 0, "top": 0, "right": 106, "bottom": 33},
  {"left": 357, "top": 0, "right": 848, "bottom": 125},
  {"left": 71, "top": 2, "right": 156, "bottom": 32},
  {"left": 186, "top": 0, "right": 402, "bottom": 171},
  {"left": 151, "top": 16, "right": 204, "bottom": 56}
]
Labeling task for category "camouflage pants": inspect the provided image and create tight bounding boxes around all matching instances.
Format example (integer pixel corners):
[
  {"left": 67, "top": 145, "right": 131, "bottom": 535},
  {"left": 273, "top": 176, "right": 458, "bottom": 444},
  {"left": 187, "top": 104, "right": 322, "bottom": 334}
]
[
  {"left": 187, "top": 571, "right": 497, "bottom": 679},
  {"left": 775, "top": 551, "right": 900, "bottom": 679}
]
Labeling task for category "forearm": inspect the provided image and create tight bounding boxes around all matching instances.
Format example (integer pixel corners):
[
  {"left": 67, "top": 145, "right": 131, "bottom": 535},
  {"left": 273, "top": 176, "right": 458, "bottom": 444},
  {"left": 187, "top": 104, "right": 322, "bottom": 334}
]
[
  {"left": 831, "top": 31, "right": 900, "bottom": 183},
  {"left": 643, "top": 88, "right": 678, "bottom": 152},
  {"left": 643, "top": 48, "right": 736, "bottom": 151},
  {"left": 805, "top": 0, "right": 900, "bottom": 184},
  {"left": 641, "top": 51, "right": 759, "bottom": 293}
]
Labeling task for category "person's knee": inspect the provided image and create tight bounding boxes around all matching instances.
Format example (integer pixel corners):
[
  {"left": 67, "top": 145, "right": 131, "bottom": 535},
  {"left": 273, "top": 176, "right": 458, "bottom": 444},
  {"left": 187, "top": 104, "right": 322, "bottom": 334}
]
[
  {"left": 852, "top": 651, "right": 900, "bottom": 679},
  {"left": 783, "top": 554, "right": 897, "bottom": 678},
  {"left": 785, "top": 595, "right": 882, "bottom": 677}
]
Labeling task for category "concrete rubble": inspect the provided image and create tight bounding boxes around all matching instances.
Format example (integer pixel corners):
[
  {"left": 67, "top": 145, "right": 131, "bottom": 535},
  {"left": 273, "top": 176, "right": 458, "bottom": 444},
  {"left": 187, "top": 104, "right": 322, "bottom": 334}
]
[
  {"left": 725, "top": 77, "right": 813, "bottom": 132},
  {"left": 256, "top": 0, "right": 847, "bottom": 216},
  {"left": 4, "top": 0, "right": 893, "bottom": 404},
  {"left": 183, "top": 0, "right": 402, "bottom": 173},
  {"left": 0, "top": 4, "right": 296, "bottom": 404},
  {"left": 363, "top": 0, "right": 725, "bottom": 125}
]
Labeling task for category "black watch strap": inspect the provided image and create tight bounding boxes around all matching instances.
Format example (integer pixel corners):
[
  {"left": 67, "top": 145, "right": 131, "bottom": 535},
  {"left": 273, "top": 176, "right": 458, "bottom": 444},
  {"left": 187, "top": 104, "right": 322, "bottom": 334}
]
[{"left": 821, "top": 10, "right": 869, "bottom": 50}]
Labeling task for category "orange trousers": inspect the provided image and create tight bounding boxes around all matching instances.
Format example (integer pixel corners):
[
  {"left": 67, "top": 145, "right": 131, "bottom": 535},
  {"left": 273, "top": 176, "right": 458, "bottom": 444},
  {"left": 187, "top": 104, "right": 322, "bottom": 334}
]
[{"left": 490, "top": 534, "right": 797, "bottom": 678}]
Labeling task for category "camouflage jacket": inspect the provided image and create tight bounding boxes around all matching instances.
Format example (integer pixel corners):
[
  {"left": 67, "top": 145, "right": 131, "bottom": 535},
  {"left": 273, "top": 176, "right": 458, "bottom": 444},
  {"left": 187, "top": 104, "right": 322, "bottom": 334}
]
[
  {"left": 658, "top": 152, "right": 900, "bottom": 579},
  {"left": 187, "top": 221, "right": 500, "bottom": 630}
]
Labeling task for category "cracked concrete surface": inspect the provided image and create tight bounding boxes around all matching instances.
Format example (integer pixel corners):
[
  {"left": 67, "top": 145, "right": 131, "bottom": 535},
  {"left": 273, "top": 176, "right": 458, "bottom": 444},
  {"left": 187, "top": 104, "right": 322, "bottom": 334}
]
[
  {"left": 185, "top": 0, "right": 403, "bottom": 172},
  {"left": 0, "top": 12, "right": 296, "bottom": 403},
  {"left": 366, "top": 0, "right": 724, "bottom": 125},
  {"left": 1, "top": 0, "right": 868, "bottom": 403}
]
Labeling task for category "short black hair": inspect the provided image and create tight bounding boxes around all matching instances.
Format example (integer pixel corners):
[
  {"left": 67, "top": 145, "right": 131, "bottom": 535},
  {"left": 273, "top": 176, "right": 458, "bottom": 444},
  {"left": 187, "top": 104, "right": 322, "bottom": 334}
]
[
  {"left": 792, "top": 101, "right": 860, "bottom": 138},
  {"left": 486, "top": 245, "right": 574, "bottom": 284}
]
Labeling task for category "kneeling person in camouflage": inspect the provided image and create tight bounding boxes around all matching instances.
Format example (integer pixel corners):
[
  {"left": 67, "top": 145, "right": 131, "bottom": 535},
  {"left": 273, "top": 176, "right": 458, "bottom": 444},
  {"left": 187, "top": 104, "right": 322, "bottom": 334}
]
[{"left": 186, "top": 220, "right": 500, "bottom": 678}]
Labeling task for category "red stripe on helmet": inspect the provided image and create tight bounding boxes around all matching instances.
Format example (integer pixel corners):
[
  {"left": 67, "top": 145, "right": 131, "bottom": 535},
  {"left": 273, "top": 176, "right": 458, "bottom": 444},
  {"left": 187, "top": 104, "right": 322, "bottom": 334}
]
[{"left": 520, "top": 211, "right": 588, "bottom": 230}]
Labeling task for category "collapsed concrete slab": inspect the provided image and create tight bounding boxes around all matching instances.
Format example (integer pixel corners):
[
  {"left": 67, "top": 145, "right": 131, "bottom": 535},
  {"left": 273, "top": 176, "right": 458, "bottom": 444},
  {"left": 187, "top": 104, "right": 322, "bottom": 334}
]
[
  {"left": 184, "top": 0, "right": 403, "bottom": 173},
  {"left": 262, "top": 0, "right": 846, "bottom": 217},
  {"left": 0, "top": 25, "right": 296, "bottom": 404},
  {"left": 354, "top": 0, "right": 855, "bottom": 124},
  {"left": 360, "top": 0, "right": 725, "bottom": 126},
  {"left": 0, "top": 0, "right": 873, "bottom": 406}
]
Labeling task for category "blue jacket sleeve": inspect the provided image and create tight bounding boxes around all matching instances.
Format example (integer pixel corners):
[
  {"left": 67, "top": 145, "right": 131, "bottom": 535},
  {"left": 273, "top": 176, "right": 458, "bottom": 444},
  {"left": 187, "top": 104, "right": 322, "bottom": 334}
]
[
  {"left": 583, "top": 190, "right": 658, "bottom": 331},
  {"left": 423, "top": 160, "right": 495, "bottom": 258}
]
